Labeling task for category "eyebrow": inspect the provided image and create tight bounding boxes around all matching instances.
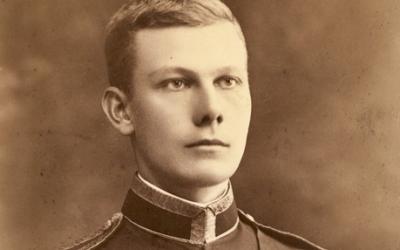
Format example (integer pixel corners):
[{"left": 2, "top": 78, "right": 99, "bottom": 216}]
[
  {"left": 148, "top": 66, "right": 197, "bottom": 79},
  {"left": 148, "top": 66, "right": 244, "bottom": 79}
]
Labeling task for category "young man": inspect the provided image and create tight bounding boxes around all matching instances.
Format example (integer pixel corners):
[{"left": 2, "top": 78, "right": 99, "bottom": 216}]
[{"left": 66, "top": 0, "right": 325, "bottom": 249}]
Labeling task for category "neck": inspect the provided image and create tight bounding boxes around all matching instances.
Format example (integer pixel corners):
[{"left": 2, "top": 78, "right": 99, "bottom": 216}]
[{"left": 136, "top": 170, "right": 229, "bottom": 204}]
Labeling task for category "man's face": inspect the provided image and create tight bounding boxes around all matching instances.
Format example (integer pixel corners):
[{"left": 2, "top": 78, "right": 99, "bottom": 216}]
[{"left": 129, "top": 21, "right": 251, "bottom": 188}]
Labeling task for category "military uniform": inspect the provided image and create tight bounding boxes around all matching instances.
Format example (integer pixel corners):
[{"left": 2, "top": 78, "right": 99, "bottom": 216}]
[{"left": 65, "top": 174, "right": 325, "bottom": 250}]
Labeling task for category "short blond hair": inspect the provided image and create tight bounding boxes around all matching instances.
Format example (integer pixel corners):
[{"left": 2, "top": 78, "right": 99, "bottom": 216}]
[{"left": 104, "top": 0, "right": 244, "bottom": 93}]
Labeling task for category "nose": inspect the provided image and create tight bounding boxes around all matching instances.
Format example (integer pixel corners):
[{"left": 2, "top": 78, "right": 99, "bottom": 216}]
[{"left": 192, "top": 85, "right": 224, "bottom": 128}]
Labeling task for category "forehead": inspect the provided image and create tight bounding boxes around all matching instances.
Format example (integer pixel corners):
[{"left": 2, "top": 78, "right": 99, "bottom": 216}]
[{"left": 133, "top": 21, "right": 247, "bottom": 74}]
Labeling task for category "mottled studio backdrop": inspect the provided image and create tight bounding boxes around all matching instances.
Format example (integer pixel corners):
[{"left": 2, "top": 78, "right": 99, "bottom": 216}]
[{"left": 1, "top": 1, "right": 400, "bottom": 249}]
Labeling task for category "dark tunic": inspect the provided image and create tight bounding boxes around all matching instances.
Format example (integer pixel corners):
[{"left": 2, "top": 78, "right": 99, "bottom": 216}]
[{"left": 65, "top": 175, "right": 325, "bottom": 250}]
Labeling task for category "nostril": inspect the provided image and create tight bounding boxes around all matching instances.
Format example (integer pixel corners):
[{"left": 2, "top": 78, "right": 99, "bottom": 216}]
[
  {"left": 195, "top": 113, "right": 223, "bottom": 127},
  {"left": 217, "top": 115, "right": 223, "bottom": 124},
  {"left": 201, "top": 115, "right": 211, "bottom": 125}
]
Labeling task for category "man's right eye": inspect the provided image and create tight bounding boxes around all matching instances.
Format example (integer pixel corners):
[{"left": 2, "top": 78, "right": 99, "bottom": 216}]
[{"left": 163, "top": 79, "right": 190, "bottom": 91}]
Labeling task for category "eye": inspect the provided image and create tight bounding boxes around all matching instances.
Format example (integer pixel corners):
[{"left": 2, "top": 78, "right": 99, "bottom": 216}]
[
  {"left": 163, "top": 79, "right": 190, "bottom": 91},
  {"left": 215, "top": 76, "right": 242, "bottom": 89}
]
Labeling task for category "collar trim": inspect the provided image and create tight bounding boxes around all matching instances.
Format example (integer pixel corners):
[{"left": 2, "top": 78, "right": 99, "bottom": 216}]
[
  {"left": 137, "top": 173, "right": 226, "bottom": 208},
  {"left": 130, "top": 173, "right": 234, "bottom": 217}
]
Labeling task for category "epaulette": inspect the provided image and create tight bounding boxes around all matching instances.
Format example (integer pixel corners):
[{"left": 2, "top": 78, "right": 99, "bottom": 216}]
[
  {"left": 63, "top": 213, "right": 123, "bottom": 250},
  {"left": 238, "top": 210, "right": 327, "bottom": 250}
]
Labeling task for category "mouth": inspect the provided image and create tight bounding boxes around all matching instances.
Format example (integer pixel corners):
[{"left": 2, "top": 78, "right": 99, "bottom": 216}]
[{"left": 185, "top": 139, "right": 230, "bottom": 148}]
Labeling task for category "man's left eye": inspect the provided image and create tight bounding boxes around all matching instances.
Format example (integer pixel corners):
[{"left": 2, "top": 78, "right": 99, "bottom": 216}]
[{"left": 215, "top": 76, "right": 242, "bottom": 89}]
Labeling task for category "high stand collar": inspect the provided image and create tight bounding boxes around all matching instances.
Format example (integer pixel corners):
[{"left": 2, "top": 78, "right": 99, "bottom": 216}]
[{"left": 121, "top": 173, "right": 239, "bottom": 245}]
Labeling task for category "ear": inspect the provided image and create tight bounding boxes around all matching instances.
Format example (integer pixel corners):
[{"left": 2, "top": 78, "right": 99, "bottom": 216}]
[{"left": 101, "top": 86, "right": 135, "bottom": 135}]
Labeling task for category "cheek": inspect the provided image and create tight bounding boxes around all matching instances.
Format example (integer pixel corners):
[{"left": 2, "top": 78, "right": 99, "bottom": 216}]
[
  {"left": 225, "top": 95, "right": 251, "bottom": 145},
  {"left": 133, "top": 96, "right": 189, "bottom": 142},
  {"left": 228, "top": 91, "right": 252, "bottom": 124}
]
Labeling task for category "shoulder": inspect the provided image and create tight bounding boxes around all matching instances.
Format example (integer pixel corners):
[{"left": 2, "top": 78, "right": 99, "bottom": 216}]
[
  {"left": 62, "top": 213, "right": 123, "bottom": 250},
  {"left": 238, "top": 210, "right": 326, "bottom": 250}
]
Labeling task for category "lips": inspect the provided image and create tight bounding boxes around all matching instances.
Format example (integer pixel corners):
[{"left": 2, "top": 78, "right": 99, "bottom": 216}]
[{"left": 185, "top": 139, "right": 230, "bottom": 148}]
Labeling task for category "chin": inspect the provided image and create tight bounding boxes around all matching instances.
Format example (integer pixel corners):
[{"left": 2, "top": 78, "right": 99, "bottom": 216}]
[{"left": 177, "top": 161, "right": 239, "bottom": 187}]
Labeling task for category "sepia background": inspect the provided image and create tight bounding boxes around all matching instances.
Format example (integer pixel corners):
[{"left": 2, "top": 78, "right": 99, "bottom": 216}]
[{"left": 1, "top": 0, "right": 400, "bottom": 249}]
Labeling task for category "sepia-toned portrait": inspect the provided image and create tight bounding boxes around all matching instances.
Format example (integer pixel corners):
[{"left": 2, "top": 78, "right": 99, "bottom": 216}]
[{"left": 1, "top": 0, "right": 400, "bottom": 249}]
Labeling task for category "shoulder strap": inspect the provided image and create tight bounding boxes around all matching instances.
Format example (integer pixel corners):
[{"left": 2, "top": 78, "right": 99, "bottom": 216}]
[
  {"left": 63, "top": 213, "right": 123, "bottom": 250},
  {"left": 238, "top": 210, "right": 326, "bottom": 250}
]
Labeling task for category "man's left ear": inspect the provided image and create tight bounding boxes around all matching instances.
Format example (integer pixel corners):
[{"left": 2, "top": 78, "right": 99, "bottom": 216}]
[{"left": 101, "top": 86, "right": 135, "bottom": 135}]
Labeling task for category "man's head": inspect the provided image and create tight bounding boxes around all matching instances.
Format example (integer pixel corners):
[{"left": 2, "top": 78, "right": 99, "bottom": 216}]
[{"left": 102, "top": 0, "right": 251, "bottom": 199}]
